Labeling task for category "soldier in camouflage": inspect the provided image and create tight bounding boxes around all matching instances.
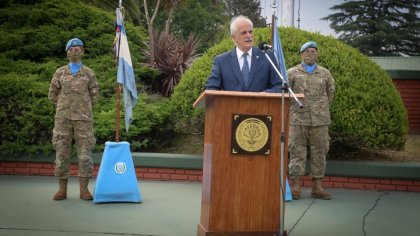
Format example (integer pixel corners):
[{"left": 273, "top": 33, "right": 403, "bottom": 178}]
[
  {"left": 287, "top": 41, "right": 335, "bottom": 200},
  {"left": 48, "top": 38, "right": 99, "bottom": 201}
]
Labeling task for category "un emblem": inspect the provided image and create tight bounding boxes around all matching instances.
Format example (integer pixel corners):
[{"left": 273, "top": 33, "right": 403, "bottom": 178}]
[
  {"left": 114, "top": 162, "right": 127, "bottom": 174},
  {"left": 231, "top": 114, "right": 272, "bottom": 155}
]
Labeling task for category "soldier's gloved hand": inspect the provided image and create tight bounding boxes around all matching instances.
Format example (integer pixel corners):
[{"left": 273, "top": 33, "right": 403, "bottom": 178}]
[{"left": 281, "top": 83, "right": 289, "bottom": 93}]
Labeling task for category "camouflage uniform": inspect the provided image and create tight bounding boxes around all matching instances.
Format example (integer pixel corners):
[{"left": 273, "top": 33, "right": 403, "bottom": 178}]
[
  {"left": 48, "top": 65, "right": 99, "bottom": 179},
  {"left": 288, "top": 63, "right": 335, "bottom": 178}
]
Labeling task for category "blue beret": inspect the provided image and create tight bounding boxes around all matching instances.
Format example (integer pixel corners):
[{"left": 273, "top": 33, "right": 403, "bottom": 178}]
[
  {"left": 300, "top": 41, "right": 317, "bottom": 53},
  {"left": 65, "top": 38, "right": 84, "bottom": 51}
]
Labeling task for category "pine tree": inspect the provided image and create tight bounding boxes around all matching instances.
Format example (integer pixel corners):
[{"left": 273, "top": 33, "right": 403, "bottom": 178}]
[{"left": 322, "top": 0, "right": 419, "bottom": 56}]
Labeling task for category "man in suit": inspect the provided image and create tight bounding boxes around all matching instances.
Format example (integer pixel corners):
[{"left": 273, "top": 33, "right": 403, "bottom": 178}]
[{"left": 205, "top": 15, "right": 281, "bottom": 92}]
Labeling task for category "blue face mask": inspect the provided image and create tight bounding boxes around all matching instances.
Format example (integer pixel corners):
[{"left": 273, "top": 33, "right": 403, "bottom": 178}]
[
  {"left": 301, "top": 62, "right": 317, "bottom": 74},
  {"left": 68, "top": 62, "right": 82, "bottom": 76}
]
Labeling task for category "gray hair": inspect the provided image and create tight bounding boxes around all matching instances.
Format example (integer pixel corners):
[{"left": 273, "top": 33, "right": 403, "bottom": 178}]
[{"left": 230, "top": 15, "right": 253, "bottom": 35}]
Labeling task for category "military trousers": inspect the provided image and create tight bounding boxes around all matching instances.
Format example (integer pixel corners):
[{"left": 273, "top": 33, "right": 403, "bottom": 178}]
[
  {"left": 288, "top": 125, "right": 329, "bottom": 178},
  {"left": 52, "top": 118, "right": 96, "bottom": 179}
]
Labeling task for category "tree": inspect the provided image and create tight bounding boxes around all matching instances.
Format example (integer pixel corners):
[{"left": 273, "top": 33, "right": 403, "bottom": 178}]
[
  {"left": 164, "top": 0, "right": 227, "bottom": 50},
  {"left": 87, "top": 0, "right": 184, "bottom": 64},
  {"left": 143, "top": 0, "right": 162, "bottom": 64},
  {"left": 322, "top": 0, "right": 420, "bottom": 56},
  {"left": 163, "top": 0, "right": 183, "bottom": 33},
  {"left": 223, "top": 0, "right": 267, "bottom": 27},
  {"left": 87, "top": 0, "right": 228, "bottom": 52},
  {"left": 87, "top": 0, "right": 144, "bottom": 25}
]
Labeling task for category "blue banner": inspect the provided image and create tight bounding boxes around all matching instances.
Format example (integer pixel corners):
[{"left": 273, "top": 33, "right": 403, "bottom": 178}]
[{"left": 273, "top": 16, "right": 288, "bottom": 83}]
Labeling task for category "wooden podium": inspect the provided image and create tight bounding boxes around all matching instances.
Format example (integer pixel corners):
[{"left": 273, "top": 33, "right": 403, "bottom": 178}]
[{"left": 194, "top": 90, "right": 301, "bottom": 236}]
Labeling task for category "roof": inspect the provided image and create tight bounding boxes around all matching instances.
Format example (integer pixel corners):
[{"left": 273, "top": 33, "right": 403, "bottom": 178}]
[
  {"left": 369, "top": 57, "right": 420, "bottom": 71},
  {"left": 369, "top": 56, "right": 420, "bottom": 79}
]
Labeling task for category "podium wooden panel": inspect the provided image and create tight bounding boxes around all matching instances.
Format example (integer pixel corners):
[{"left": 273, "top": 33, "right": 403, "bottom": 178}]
[{"left": 193, "top": 91, "right": 301, "bottom": 236}]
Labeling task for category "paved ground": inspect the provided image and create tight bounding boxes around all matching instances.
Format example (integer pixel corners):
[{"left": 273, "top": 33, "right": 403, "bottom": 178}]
[{"left": 1, "top": 175, "right": 419, "bottom": 236}]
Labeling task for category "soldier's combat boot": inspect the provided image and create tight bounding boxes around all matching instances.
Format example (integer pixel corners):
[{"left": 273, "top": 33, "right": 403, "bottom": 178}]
[
  {"left": 79, "top": 177, "right": 93, "bottom": 200},
  {"left": 53, "top": 179, "right": 68, "bottom": 201},
  {"left": 291, "top": 176, "right": 302, "bottom": 200},
  {"left": 311, "top": 178, "right": 331, "bottom": 200}
]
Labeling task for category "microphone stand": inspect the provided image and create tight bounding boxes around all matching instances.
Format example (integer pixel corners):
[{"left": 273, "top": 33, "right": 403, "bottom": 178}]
[
  {"left": 263, "top": 49, "right": 303, "bottom": 108},
  {"left": 262, "top": 49, "right": 303, "bottom": 236}
]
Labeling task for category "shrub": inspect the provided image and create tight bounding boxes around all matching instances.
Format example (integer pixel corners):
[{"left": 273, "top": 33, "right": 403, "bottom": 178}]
[
  {"left": 143, "top": 31, "right": 201, "bottom": 97},
  {"left": 0, "top": 0, "right": 173, "bottom": 156},
  {"left": 0, "top": 73, "right": 55, "bottom": 155},
  {"left": 93, "top": 93, "right": 173, "bottom": 152},
  {"left": 170, "top": 27, "right": 408, "bottom": 152}
]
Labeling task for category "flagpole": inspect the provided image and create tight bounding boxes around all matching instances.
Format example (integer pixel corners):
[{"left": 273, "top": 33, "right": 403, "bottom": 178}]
[
  {"left": 271, "top": 14, "right": 275, "bottom": 45},
  {"left": 116, "top": 32, "right": 121, "bottom": 143},
  {"left": 272, "top": 1, "right": 286, "bottom": 234},
  {"left": 115, "top": 1, "right": 123, "bottom": 143},
  {"left": 270, "top": 0, "right": 275, "bottom": 44},
  {"left": 116, "top": 74, "right": 121, "bottom": 143},
  {"left": 116, "top": 28, "right": 122, "bottom": 142}
]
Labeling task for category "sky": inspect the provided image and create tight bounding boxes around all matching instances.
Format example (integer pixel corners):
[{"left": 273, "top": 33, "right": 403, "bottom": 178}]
[{"left": 260, "top": 0, "right": 345, "bottom": 37}]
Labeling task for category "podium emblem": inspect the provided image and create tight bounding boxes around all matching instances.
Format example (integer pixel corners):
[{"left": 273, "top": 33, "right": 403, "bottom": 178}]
[{"left": 231, "top": 114, "right": 272, "bottom": 155}]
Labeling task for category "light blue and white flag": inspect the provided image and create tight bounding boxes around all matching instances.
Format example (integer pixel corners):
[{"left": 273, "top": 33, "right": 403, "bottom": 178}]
[
  {"left": 272, "top": 16, "right": 288, "bottom": 83},
  {"left": 115, "top": 8, "right": 138, "bottom": 132}
]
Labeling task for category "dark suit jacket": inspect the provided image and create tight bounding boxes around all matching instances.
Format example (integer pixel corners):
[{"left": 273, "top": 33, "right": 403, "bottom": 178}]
[{"left": 205, "top": 47, "right": 281, "bottom": 92}]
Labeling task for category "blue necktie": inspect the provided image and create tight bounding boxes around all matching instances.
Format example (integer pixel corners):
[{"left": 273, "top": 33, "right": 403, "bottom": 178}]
[{"left": 242, "top": 53, "right": 250, "bottom": 88}]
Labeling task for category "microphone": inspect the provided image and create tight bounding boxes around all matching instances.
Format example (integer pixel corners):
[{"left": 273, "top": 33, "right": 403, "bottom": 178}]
[{"left": 258, "top": 42, "right": 273, "bottom": 50}]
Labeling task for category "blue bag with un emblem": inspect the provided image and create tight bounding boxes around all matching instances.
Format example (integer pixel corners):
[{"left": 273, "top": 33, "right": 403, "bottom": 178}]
[{"left": 93, "top": 141, "right": 142, "bottom": 203}]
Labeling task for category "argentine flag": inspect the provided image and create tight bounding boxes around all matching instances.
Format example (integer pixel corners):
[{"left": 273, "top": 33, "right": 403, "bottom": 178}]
[
  {"left": 115, "top": 8, "right": 138, "bottom": 132},
  {"left": 272, "top": 16, "right": 288, "bottom": 83}
]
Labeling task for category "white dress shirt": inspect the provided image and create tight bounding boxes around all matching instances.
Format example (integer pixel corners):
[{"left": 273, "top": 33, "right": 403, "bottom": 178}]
[{"left": 236, "top": 48, "right": 252, "bottom": 71}]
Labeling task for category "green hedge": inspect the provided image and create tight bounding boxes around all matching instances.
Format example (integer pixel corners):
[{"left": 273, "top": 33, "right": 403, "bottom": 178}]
[
  {"left": 170, "top": 27, "right": 408, "bottom": 151},
  {"left": 0, "top": 73, "right": 54, "bottom": 154},
  {"left": 0, "top": 0, "right": 171, "bottom": 156}
]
